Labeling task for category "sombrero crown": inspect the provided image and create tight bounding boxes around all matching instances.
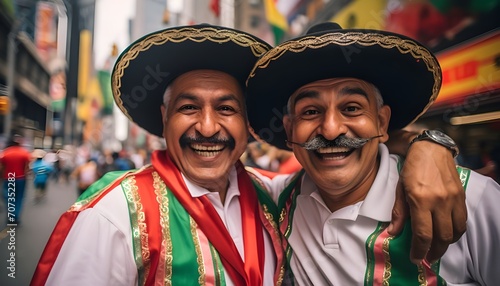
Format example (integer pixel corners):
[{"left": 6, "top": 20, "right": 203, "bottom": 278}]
[
  {"left": 112, "top": 24, "right": 272, "bottom": 137},
  {"left": 246, "top": 22, "right": 442, "bottom": 150}
]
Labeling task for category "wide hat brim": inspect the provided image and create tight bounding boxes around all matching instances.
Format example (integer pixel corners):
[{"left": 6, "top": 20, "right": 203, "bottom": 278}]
[
  {"left": 112, "top": 24, "right": 271, "bottom": 137},
  {"left": 246, "top": 22, "right": 442, "bottom": 150}
]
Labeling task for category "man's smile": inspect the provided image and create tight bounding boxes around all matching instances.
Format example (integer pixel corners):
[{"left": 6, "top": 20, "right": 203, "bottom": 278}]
[
  {"left": 189, "top": 144, "right": 226, "bottom": 157},
  {"left": 313, "top": 147, "right": 355, "bottom": 160}
]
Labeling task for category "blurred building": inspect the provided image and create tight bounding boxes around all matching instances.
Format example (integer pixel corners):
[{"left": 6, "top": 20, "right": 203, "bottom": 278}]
[
  {"left": 132, "top": 0, "right": 170, "bottom": 41},
  {"left": 0, "top": 0, "right": 56, "bottom": 149}
]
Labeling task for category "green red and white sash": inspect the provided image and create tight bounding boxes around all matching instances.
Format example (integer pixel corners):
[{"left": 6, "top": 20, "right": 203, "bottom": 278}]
[
  {"left": 32, "top": 150, "right": 286, "bottom": 286},
  {"left": 278, "top": 164, "right": 471, "bottom": 286}
]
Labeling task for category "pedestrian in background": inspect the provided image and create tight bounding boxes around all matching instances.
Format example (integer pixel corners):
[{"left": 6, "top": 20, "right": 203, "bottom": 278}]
[
  {"left": 0, "top": 135, "right": 32, "bottom": 225},
  {"left": 30, "top": 149, "right": 54, "bottom": 202},
  {"left": 71, "top": 158, "right": 99, "bottom": 196}
]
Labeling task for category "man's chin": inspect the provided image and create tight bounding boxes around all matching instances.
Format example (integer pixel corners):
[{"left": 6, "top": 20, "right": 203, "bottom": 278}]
[{"left": 184, "top": 168, "right": 232, "bottom": 190}]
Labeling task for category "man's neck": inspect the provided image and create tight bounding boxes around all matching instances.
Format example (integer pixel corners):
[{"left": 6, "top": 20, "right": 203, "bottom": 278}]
[
  {"left": 203, "top": 179, "right": 230, "bottom": 204},
  {"left": 318, "top": 164, "right": 379, "bottom": 213}
]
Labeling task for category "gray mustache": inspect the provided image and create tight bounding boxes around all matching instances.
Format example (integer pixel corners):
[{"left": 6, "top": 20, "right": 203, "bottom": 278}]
[{"left": 287, "top": 134, "right": 383, "bottom": 151}]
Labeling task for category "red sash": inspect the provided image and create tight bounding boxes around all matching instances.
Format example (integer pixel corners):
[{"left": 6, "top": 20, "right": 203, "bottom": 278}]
[{"left": 151, "top": 150, "right": 265, "bottom": 286}]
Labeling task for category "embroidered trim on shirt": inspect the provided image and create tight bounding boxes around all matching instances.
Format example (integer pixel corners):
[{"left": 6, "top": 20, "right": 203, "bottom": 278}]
[
  {"left": 190, "top": 217, "right": 206, "bottom": 284},
  {"left": 152, "top": 171, "right": 173, "bottom": 284},
  {"left": 123, "top": 175, "right": 151, "bottom": 285}
]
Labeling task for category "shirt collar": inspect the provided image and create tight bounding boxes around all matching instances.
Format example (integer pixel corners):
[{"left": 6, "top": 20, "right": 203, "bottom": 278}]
[
  {"left": 358, "top": 144, "right": 400, "bottom": 222},
  {"left": 181, "top": 165, "right": 240, "bottom": 202}
]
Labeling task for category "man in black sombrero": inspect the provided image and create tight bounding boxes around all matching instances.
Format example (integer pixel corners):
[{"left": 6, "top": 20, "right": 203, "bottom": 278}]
[
  {"left": 246, "top": 22, "right": 499, "bottom": 285},
  {"left": 32, "top": 24, "right": 285, "bottom": 286},
  {"left": 32, "top": 23, "right": 466, "bottom": 285}
]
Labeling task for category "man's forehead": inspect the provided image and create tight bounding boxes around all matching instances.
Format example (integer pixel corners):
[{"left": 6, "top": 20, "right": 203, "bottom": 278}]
[
  {"left": 288, "top": 77, "right": 378, "bottom": 108},
  {"left": 290, "top": 78, "right": 375, "bottom": 99},
  {"left": 175, "top": 69, "right": 237, "bottom": 81},
  {"left": 169, "top": 69, "right": 244, "bottom": 99},
  {"left": 294, "top": 78, "right": 373, "bottom": 94}
]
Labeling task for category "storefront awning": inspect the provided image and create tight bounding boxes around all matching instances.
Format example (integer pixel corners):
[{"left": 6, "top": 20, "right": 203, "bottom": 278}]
[{"left": 432, "top": 29, "right": 500, "bottom": 107}]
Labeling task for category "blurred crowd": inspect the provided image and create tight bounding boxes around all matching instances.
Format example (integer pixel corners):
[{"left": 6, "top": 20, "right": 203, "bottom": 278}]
[
  {"left": 0, "top": 135, "right": 151, "bottom": 200},
  {"left": 242, "top": 140, "right": 302, "bottom": 177}
]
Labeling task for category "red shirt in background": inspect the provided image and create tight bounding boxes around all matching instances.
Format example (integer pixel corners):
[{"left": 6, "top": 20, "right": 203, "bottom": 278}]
[
  {"left": 252, "top": 154, "right": 303, "bottom": 179},
  {"left": 0, "top": 146, "right": 32, "bottom": 179}
]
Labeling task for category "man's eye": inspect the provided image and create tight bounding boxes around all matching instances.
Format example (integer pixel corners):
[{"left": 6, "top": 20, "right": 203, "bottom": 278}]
[
  {"left": 219, "top": 106, "right": 236, "bottom": 113},
  {"left": 344, "top": 106, "right": 359, "bottom": 112},
  {"left": 303, "top": 110, "right": 319, "bottom": 115},
  {"left": 179, "top": 105, "right": 196, "bottom": 111}
]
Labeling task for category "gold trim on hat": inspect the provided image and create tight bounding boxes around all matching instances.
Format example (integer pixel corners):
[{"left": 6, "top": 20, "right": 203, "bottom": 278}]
[
  {"left": 112, "top": 26, "right": 270, "bottom": 120},
  {"left": 247, "top": 32, "right": 442, "bottom": 123}
]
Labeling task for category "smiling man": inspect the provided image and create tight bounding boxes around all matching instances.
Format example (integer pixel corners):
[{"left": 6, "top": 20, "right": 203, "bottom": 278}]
[
  {"left": 286, "top": 79, "right": 390, "bottom": 213},
  {"left": 31, "top": 24, "right": 285, "bottom": 286},
  {"left": 161, "top": 70, "right": 248, "bottom": 203},
  {"left": 245, "top": 22, "right": 497, "bottom": 285}
]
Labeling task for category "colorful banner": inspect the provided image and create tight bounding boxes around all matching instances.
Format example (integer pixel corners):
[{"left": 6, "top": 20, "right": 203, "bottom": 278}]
[
  {"left": 435, "top": 30, "right": 500, "bottom": 105},
  {"left": 97, "top": 70, "right": 114, "bottom": 115},
  {"left": 330, "top": 0, "right": 387, "bottom": 30},
  {"left": 77, "top": 30, "right": 104, "bottom": 122},
  {"left": 35, "top": 1, "right": 57, "bottom": 63},
  {"left": 264, "top": 0, "right": 288, "bottom": 45},
  {"left": 49, "top": 71, "right": 67, "bottom": 112},
  {"left": 78, "top": 30, "right": 92, "bottom": 98},
  {"left": 77, "top": 76, "right": 103, "bottom": 122}
]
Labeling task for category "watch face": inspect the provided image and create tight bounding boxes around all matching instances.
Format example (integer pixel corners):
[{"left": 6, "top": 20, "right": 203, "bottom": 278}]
[{"left": 427, "top": 130, "right": 455, "bottom": 146}]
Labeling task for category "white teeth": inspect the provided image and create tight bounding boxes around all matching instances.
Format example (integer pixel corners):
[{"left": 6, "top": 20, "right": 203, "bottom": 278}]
[
  {"left": 191, "top": 144, "right": 224, "bottom": 151},
  {"left": 194, "top": 151, "right": 220, "bottom": 157},
  {"left": 317, "top": 147, "right": 351, "bottom": 154},
  {"left": 190, "top": 144, "right": 225, "bottom": 157}
]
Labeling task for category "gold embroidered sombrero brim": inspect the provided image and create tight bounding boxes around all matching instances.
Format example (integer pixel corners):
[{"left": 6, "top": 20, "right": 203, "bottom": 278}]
[
  {"left": 246, "top": 22, "right": 442, "bottom": 150},
  {"left": 112, "top": 24, "right": 272, "bottom": 137}
]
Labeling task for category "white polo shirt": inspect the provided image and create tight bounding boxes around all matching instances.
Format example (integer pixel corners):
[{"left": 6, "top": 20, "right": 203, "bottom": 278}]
[{"left": 261, "top": 144, "right": 500, "bottom": 285}]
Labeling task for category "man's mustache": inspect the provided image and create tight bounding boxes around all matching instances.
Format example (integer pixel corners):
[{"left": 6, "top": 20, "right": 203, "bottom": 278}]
[
  {"left": 287, "top": 134, "right": 383, "bottom": 151},
  {"left": 180, "top": 133, "right": 235, "bottom": 150}
]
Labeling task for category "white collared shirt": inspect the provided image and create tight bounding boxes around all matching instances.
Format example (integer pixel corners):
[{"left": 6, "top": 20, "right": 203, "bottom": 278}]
[
  {"left": 258, "top": 144, "right": 500, "bottom": 285},
  {"left": 46, "top": 166, "right": 276, "bottom": 286}
]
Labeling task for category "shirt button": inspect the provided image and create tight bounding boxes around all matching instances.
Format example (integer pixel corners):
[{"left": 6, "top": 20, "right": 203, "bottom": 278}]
[{"left": 328, "top": 220, "right": 334, "bottom": 225}]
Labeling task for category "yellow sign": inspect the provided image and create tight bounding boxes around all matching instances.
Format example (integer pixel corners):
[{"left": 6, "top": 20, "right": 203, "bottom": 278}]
[
  {"left": 0, "top": 96, "right": 9, "bottom": 115},
  {"left": 330, "top": 0, "right": 387, "bottom": 30},
  {"left": 435, "top": 30, "right": 500, "bottom": 104}
]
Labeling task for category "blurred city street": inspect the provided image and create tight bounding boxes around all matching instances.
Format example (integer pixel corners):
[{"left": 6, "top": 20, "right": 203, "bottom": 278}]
[{"left": 0, "top": 178, "right": 78, "bottom": 286}]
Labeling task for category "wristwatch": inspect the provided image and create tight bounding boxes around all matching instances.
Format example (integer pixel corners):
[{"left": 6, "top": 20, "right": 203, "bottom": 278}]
[{"left": 410, "top": 130, "right": 459, "bottom": 158}]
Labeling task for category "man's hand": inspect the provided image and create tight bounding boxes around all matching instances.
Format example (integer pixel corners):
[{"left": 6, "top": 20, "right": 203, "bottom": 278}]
[{"left": 388, "top": 140, "right": 467, "bottom": 264}]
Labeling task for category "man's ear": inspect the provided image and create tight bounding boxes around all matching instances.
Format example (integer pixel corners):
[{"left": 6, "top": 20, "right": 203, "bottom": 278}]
[
  {"left": 161, "top": 105, "right": 168, "bottom": 135},
  {"left": 283, "top": 114, "right": 293, "bottom": 149},
  {"left": 161, "top": 104, "right": 166, "bottom": 117},
  {"left": 377, "top": 105, "right": 391, "bottom": 143}
]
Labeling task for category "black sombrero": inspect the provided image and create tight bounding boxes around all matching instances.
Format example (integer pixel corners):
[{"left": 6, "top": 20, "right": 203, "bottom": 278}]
[
  {"left": 112, "top": 24, "right": 272, "bottom": 137},
  {"left": 246, "top": 22, "right": 442, "bottom": 150}
]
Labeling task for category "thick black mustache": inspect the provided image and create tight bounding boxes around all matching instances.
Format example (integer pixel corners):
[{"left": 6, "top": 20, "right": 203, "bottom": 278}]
[
  {"left": 286, "top": 134, "right": 383, "bottom": 151},
  {"left": 180, "top": 133, "right": 235, "bottom": 150}
]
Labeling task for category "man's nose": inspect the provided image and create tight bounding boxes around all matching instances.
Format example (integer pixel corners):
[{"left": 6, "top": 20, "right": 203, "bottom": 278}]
[
  {"left": 195, "top": 110, "right": 221, "bottom": 138},
  {"left": 318, "top": 110, "right": 348, "bottom": 140}
]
